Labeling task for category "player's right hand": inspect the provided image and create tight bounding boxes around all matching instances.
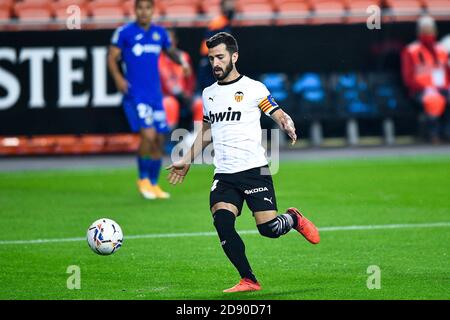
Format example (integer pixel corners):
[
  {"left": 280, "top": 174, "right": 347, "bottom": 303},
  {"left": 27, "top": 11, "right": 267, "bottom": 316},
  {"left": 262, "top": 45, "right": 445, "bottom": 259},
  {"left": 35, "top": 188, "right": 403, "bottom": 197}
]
[
  {"left": 166, "top": 161, "right": 191, "bottom": 185},
  {"left": 115, "top": 77, "right": 129, "bottom": 94}
]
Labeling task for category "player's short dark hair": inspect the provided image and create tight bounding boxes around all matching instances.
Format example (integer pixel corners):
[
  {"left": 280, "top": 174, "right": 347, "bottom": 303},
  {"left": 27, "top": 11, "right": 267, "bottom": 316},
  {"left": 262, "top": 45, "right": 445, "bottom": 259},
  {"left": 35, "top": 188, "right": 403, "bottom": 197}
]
[
  {"left": 135, "top": 0, "right": 154, "bottom": 7},
  {"left": 206, "top": 32, "right": 238, "bottom": 54}
]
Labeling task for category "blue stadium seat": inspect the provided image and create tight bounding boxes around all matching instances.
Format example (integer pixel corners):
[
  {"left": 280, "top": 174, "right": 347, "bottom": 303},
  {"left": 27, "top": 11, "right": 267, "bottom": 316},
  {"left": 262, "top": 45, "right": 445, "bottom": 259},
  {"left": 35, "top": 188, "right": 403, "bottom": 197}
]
[
  {"left": 291, "top": 72, "right": 330, "bottom": 120},
  {"left": 259, "top": 73, "right": 289, "bottom": 103},
  {"left": 368, "top": 72, "right": 410, "bottom": 118},
  {"left": 333, "top": 72, "right": 377, "bottom": 118}
]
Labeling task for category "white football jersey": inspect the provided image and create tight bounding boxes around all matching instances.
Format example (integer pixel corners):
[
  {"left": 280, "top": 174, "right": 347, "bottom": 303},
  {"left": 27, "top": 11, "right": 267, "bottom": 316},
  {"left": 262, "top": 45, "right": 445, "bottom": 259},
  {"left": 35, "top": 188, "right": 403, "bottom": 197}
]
[{"left": 202, "top": 75, "right": 280, "bottom": 174}]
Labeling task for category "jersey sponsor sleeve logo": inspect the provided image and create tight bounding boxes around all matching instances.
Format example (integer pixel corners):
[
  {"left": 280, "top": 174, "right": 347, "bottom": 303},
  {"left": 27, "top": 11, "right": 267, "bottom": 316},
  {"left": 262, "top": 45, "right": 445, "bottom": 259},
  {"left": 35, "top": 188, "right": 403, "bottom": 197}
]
[{"left": 258, "top": 95, "right": 279, "bottom": 115}]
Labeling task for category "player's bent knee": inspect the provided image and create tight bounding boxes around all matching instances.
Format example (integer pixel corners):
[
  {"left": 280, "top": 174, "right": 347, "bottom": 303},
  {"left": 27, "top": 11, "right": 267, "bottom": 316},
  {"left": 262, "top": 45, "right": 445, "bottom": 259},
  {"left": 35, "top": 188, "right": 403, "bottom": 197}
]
[{"left": 257, "top": 215, "right": 293, "bottom": 239}]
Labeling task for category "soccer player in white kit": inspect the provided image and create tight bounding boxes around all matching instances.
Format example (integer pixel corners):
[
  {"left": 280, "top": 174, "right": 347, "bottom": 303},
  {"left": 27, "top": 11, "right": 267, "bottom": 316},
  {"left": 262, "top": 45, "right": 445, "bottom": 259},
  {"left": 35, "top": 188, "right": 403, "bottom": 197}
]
[{"left": 167, "top": 32, "right": 320, "bottom": 293}]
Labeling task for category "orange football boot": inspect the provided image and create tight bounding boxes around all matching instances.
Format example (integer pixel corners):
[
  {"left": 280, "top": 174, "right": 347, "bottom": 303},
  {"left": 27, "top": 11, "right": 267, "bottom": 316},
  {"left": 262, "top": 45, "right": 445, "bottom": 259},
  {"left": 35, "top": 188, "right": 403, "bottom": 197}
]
[
  {"left": 152, "top": 184, "right": 170, "bottom": 199},
  {"left": 137, "top": 179, "right": 156, "bottom": 200},
  {"left": 287, "top": 207, "right": 320, "bottom": 244},
  {"left": 223, "top": 278, "right": 262, "bottom": 293}
]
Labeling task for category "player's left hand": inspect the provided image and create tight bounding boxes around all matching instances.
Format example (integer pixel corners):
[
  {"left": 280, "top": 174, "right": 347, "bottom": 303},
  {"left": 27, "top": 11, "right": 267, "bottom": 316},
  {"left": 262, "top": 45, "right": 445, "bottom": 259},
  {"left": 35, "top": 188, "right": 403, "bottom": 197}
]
[
  {"left": 280, "top": 112, "right": 297, "bottom": 145},
  {"left": 166, "top": 161, "right": 191, "bottom": 185}
]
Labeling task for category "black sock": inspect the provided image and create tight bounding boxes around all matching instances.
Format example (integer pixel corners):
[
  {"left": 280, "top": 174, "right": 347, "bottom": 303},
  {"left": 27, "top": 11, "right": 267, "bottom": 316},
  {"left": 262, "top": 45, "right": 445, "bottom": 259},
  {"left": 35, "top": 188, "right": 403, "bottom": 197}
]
[
  {"left": 213, "top": 209, "right": 257, "bottom": 283},
  {"left": 288, "top": 212, "right": 299, "bottom": 228}
]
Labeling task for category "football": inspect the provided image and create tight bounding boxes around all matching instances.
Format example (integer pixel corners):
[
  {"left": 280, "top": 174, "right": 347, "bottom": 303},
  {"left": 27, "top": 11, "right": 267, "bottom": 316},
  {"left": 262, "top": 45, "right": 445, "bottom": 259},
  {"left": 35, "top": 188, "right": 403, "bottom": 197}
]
[{"left": 87, "top": 218, "right": 123, "bottom": 255}]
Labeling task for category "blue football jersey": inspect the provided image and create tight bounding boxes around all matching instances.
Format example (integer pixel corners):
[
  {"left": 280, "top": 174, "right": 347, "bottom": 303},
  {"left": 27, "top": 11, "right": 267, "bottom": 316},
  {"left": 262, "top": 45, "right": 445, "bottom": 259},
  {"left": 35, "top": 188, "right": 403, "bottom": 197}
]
[{"left": 111, "top": 22, "right": 171, "bottom": 103}]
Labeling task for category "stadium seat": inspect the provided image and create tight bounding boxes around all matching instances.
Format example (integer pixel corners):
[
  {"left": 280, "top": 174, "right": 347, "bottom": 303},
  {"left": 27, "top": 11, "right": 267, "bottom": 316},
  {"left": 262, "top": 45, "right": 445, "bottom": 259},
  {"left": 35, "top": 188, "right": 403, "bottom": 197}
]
[
  {"left": 384, "top": 0, "right": 424, "bottom": 22},
  {"left": 235, "top": 2, "right": 275, "bottom": 26},
  {"left": 310, "top": 0, "right": 346, "bottom": 24},
  {"left": 122, "top": 0, "right": 163, "bottom": 19},
  {"left": 0, "top": 0, "right": 13, "bottom": 8},
  {"left": 163, "top": 4, "right": 200, "bottom": 26},
  {"left": 423, "top": 0, "right": 450, "bottom": 21},
  {"left": 52, "top": 0, "right": 89, "bottom": 21},
  {"left": 368, "top": 72, "right": 411, "bottom": 118},
  {"left": 260, "top": 73, "right": 290, "bottom": 103},
  {"left": 275, "top": 1, "right": 311, "bottom": 26},
  {"left": 199, "top": 0, "right": 222, "bottom": 16},
  {"left": 16, "top": 0, "right": 53, "bottom": 6},
  {"left": 87, "top": 1, "right": 127, "bottom": 20},
  {"left": 292, "top": 73, "right": 331, "bottom": 121},
  {"left": 123, "top": 0, "right": 135, "bottom": 18},
  {"left": 0, "top": 8, "right": 11, "bottom": 21},
  {"left": 53, "top": 0, "right": 88, "bottom": 5},
  {"left": 90, "top": 7, "right": 126, "bottom": 20},
  {"left": 14, "top": 0, "right": 53, "bottom": 22},
  {"left": 89, "top": 0, "right": 123, "bottom": 6},
  {"left": 0, "top": 0, "right": 13, "bottom": 21},
  {"left": 331, "top": 72, "right": 377, "bottom": 118}
]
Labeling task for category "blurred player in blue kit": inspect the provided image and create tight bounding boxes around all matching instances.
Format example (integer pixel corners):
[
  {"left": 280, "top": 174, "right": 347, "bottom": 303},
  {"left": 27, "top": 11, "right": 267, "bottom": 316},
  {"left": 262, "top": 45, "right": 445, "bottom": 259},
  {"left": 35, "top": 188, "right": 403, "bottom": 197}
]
[{"left": 108, "top": 0, "right": 191, "bottom": 199}]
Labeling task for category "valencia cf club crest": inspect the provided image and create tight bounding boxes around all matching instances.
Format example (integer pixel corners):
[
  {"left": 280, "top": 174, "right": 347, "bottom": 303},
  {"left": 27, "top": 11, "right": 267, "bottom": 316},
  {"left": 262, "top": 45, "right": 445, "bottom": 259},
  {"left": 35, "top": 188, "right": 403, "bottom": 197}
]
[{"left": 234, "top": 91, "right": 244, "bottom": 102}]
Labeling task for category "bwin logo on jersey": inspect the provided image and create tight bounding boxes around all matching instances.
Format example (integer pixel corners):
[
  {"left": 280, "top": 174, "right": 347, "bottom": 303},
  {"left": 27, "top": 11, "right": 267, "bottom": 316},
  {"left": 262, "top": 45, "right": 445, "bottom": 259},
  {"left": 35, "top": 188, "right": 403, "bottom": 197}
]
[
  {"left": 244, "top": 187, "right": 269, "bottom": 195},
  {"left": 209, "top": 107, "right": 241, "bottom": 124}
]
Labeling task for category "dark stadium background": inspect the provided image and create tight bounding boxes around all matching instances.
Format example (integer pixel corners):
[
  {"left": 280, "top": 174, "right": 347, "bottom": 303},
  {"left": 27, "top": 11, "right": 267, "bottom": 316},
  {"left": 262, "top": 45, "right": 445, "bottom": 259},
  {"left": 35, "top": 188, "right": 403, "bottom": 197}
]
[{"left": 1, "top": 18, "right": 449, "bottom": 139}]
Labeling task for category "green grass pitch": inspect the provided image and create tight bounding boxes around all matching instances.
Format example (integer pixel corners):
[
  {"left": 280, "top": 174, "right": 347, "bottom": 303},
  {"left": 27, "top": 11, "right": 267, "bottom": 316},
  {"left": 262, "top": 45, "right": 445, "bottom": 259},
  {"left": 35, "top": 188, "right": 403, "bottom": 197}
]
[{"left": 0, "top": 156, "right": 449, "bottom": 300}]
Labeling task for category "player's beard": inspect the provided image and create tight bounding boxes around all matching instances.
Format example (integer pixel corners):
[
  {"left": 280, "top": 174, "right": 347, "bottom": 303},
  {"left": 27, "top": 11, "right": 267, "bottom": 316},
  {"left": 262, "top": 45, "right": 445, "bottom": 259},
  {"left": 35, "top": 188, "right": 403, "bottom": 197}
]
[{"left": 213, "top": 59, "right": 233, "bottom": 81}]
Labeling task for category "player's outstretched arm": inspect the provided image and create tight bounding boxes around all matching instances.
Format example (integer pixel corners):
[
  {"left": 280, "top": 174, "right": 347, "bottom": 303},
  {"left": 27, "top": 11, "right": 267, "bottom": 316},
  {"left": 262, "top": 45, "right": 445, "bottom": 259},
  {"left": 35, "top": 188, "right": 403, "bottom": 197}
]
[
  {"left": 163, "top": 47, "right": 191, "bottom": 76},
  {"left": 166, "top": 122, "right": 212, "bottom": 185},
  {"left": 271, "top": 109, "right": 297, "bottom": 145},
  {"left": 107, "top": 46, "right": 128, "bottom": 93}
]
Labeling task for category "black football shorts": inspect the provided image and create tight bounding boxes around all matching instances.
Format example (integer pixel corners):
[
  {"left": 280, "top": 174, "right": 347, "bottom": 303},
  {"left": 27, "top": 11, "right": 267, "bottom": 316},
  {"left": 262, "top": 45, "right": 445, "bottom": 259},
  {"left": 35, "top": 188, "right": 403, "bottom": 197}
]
[{"left": 209, "top": 165, "right": 278, "bottom": 215}]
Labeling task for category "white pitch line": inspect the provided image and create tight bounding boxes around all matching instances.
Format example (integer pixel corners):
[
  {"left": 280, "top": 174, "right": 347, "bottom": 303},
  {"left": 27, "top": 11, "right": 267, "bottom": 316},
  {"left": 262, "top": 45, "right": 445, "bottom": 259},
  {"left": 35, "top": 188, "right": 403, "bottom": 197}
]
[{"left": 0, "top": 222, "right": 449, "bottom": 246}]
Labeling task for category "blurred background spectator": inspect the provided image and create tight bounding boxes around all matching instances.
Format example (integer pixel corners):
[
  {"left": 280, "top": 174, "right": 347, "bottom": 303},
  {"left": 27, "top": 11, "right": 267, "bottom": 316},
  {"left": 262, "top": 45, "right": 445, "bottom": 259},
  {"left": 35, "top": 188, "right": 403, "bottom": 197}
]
[
  {"left": 160, "top": 28, "right": 197, "bottom": 131},
  {"left": 401, "top": 15, "right": 450, "bottom": 144},
  {"left": 196, "top": 0, "right": 235, "bottom": 92}
]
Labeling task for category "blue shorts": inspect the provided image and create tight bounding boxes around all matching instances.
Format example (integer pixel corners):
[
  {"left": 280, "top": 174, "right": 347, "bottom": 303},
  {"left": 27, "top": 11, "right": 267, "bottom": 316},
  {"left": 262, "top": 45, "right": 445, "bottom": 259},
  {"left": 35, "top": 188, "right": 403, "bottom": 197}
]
[{"left": 123, "top": 95, "right": 169, "bottom": 134}]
